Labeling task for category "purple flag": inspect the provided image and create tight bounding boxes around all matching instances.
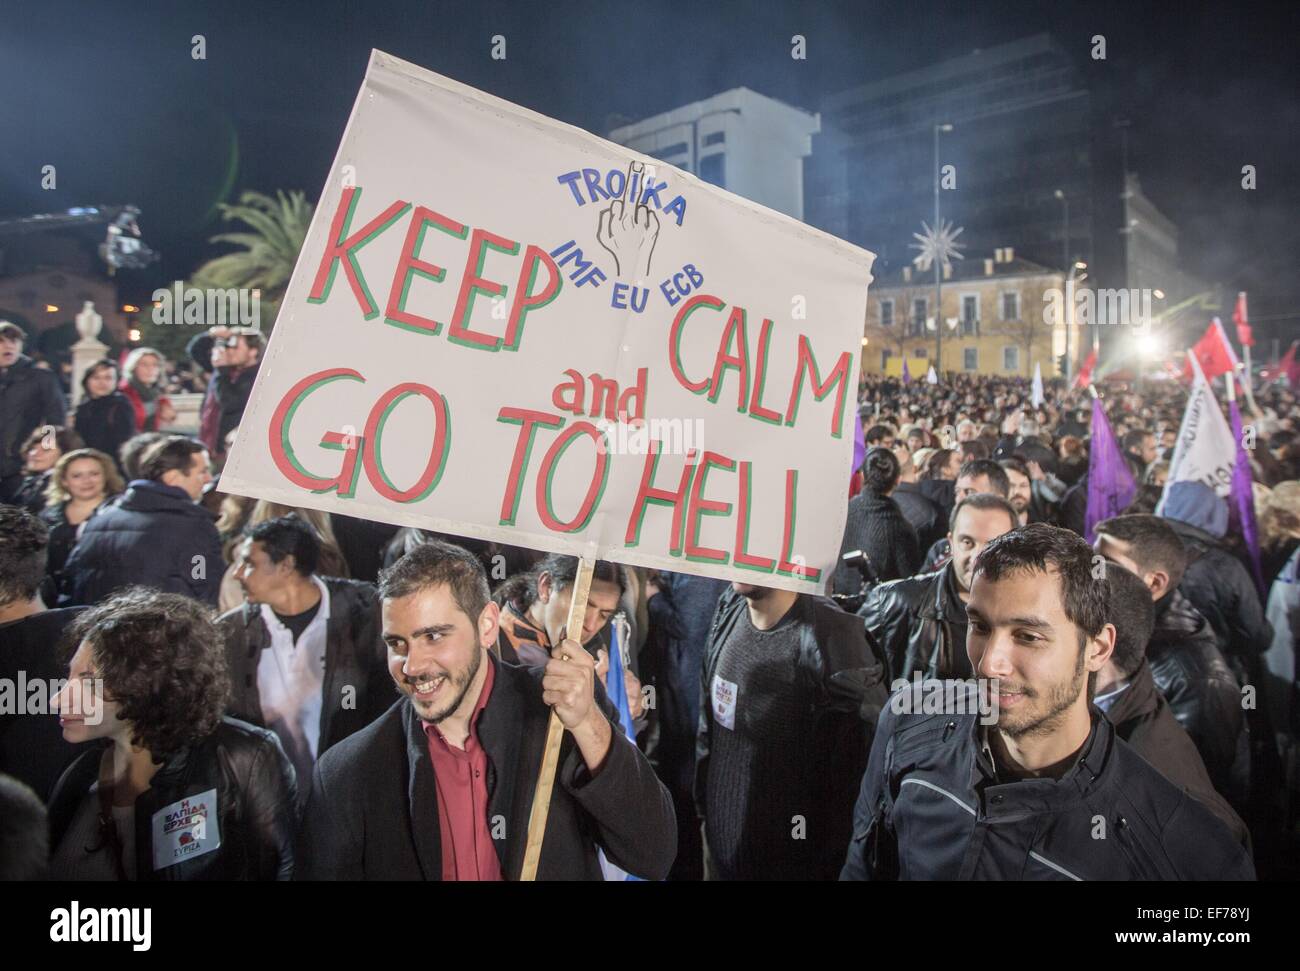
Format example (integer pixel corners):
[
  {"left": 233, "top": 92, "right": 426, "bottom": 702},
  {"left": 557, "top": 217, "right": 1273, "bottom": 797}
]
[
  {"left": 853, "top": 410, "right": 866, "bottom": 473},
  {"left": 902, "top": 358, "right": 912, "bottom": 385},
  {"left": 1228, "top": 398, "right": 1266, "bottom": 597},
  {"left": 1085, "top": 398, "right": 1136, "bottom": 543}
]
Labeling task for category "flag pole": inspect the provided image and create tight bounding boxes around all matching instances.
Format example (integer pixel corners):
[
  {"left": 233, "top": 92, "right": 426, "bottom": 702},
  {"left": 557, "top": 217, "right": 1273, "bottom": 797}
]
[
  {"left": 520, "top": 555, "right": 594, "bottom": 881},
  {"left": 1241, "top": 345, "right": 1260, "bottom": 414}
]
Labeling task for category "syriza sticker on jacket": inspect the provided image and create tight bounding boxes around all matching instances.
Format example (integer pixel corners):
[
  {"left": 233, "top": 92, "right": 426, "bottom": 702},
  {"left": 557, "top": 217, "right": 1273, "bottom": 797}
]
[
  {"left": 151, "top": 789, "right": 221, "bottom": 871},
  {"left": 711, "top": 675, "right": 738, "bottom": 731}
]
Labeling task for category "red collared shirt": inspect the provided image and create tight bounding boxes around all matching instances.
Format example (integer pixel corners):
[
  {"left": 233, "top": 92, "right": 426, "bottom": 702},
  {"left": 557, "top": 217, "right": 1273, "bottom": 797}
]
[{"left": 423, "top": 659, "right": 503, "bottom": 881}]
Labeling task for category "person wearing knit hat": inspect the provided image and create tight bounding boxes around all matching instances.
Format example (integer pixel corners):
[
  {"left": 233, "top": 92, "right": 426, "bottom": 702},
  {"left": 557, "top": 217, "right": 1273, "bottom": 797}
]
[{"left": 1161, "top": 480, "right": 1272, "bottom": 666}]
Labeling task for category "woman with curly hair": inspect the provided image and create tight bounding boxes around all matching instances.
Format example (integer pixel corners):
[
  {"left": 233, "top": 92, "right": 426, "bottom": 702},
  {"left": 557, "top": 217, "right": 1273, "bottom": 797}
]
[
  {"left": 40, "top": 448, "right": 124, "bottom": 598},
  {"left": 47, "top": 588, "right": 297, "bottom": 880}
]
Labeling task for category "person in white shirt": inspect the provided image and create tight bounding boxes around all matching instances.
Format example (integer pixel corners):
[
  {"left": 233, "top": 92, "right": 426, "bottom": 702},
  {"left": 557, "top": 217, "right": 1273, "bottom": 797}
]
[{"left": 217, "top": 515, "right": 395, "bottom": 804}]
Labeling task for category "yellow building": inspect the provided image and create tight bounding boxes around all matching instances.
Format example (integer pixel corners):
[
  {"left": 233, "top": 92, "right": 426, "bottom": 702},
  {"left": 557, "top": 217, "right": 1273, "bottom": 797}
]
[{"left": 863, "top": 248, "right": 1069, "bottom": 378}]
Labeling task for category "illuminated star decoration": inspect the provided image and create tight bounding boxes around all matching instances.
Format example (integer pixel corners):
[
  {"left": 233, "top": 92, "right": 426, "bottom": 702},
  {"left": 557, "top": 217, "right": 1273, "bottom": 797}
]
[{"left": 910, "top": 218, "right": 966, "bottom": 275}]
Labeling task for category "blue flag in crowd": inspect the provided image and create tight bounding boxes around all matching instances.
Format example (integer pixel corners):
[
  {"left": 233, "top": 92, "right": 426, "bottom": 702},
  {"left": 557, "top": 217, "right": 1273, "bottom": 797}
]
[
  {"left": 605, "top": 616, "right": 636, "bottom": 740},
  {"left": 599, "top": 614, "right": 643, "bottom": 881}
]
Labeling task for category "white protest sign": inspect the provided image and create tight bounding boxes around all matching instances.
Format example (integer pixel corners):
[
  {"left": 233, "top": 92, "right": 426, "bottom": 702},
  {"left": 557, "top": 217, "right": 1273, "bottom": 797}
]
[
  {"left": 220, "top": 51, "right": 875, "bottom": 593},
  {"left": 1159, "top": 351, "right": 1235, "bottom": 506}
]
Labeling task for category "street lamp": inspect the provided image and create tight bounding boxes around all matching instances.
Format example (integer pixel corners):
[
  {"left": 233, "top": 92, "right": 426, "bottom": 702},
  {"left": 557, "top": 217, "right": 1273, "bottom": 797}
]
[
  {"left": 1065, "top": 260, "right": 1087, "bottom": 382},
  {"left": 934, "top": 122, "right": 953, "bottom": 370},
  {"left": 1054, "top": 189, "right": 1070, "bottom": 379}
]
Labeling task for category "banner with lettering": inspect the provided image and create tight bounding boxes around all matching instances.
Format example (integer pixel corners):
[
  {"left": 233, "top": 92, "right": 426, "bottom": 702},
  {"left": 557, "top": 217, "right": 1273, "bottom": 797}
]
[{"left": 221, "top": 51, "right": 875, "bottom": 593}]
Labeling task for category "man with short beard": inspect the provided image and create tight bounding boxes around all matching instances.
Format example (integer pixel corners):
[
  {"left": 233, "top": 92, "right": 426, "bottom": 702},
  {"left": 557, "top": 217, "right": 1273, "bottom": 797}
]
[
  {"left": 842, "top": 524, "right": 1253, "bottom": 880},
  {"left": 295, "top": 541, "right": 675, "bottom": 880},
  {"left": 921, "top": 459, "right": 1011, "bottom": 570},
  {"left": 998, "top": 457, "right": 1054, "bottom": 526},
  {"left": 860, "top": 495, "right": 1017, "bottom": 681}
]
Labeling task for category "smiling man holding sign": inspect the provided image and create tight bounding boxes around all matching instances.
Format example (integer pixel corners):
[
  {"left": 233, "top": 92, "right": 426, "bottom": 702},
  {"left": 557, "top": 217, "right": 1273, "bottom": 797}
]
[
  {"left": 296, "top": 542, "right": 674, "bottom": 880},
  {"left": 222, "top": 50, "right": 875, "bottom": 880}
]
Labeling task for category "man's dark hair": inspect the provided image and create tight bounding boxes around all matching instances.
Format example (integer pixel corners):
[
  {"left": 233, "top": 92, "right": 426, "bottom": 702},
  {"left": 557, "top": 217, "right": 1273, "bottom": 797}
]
[
  {"left": 140, "top": 435, "right": 206, "bottom": 482},
  {"left": 0, "top": 773, "right": 47, "bottom": 880},
  {"left": 0, "top": 507, "right": 48, "bottom": 607},
  {"left": 120, "top": 431, "right": 168, "bottom": 481},
  {"left": 864, "top": 423, "right": 894, "bottom": 446},
  {"left": 245, "top": 515, "right": 320, "bottom": 577},
  {"left": 999, "top": 457, "right": 1030, "bottom": 481},
  {"left": 1092, "top": 514, "right": 1188, "bottom": 589},
  {"left": 949, "top": 493, "right": 1019, "bottom": 535},
  {"left": 493, "top": 553, "right": 626, "bottom": 613},
  {"left": 959, "top": 439, "right": 990, "bottom": 461},
  {"left": 957, "top": 459, "right": 1011, "bottom": 498},
  {"left": 1105, "top": 562, "right": 1156, "bottom": 679},
  {"left": 1122, "top": 429, "right": 1152, "bottom": 455},
  {"left": 862, "top": 445, "right": 901, "bottom": 495},
  {"left": 379, "top": 539, "right": 492, "bottom": 623},
  {"left": 973, "top": 523, "right": 1108, "bottom": 641},
  {"left": 68, "top": 588, "right": 230, "bottom": 759}
]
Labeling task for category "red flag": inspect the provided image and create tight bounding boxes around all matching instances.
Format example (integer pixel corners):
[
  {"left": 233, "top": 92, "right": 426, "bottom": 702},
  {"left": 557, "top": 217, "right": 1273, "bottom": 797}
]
[
  {"left": 1073, "top": 348, "right": 1097, "bottom": 389},
  {"left": 1181, "top": 319, "right": 1238, "bottom": 382},
  {"left": 1232, "top": 292, "right": 1253, "bottom": 347}
]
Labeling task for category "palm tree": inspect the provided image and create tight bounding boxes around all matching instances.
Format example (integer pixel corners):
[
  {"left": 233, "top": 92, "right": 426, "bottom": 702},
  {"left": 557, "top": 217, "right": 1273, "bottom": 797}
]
[{"left": 189, "top": 189, "right": 315, "bottom": 329}]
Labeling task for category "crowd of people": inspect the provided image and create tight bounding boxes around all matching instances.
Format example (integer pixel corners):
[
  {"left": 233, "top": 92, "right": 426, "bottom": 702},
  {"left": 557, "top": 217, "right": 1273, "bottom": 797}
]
[{"left": 1, "top": 312, "right": 1297, "bottom": 881}]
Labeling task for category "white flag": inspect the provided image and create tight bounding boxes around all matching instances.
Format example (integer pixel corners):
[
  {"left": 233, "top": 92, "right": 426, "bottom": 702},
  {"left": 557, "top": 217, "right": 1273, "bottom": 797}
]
[
  {"left": 926, "top": 366, "right": 938, "bottom": 385},
  {"left": 1158, "top": 351, "right": 1235, "bottom": 509},
  {"left": 1031, "top": 362, "right": 1044, "bottom": 408}
]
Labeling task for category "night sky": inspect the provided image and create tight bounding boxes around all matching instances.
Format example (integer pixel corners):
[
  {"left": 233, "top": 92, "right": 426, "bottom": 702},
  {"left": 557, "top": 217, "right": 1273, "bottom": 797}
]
[{"left": 2, "top": 0, "right": 1297, "bottom": 339}]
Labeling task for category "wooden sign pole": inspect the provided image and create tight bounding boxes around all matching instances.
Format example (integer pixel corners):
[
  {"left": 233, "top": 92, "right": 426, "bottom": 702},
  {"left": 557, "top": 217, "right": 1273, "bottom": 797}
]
[{"left": 519, "top": 555, "right": 594, "bottom": 881}]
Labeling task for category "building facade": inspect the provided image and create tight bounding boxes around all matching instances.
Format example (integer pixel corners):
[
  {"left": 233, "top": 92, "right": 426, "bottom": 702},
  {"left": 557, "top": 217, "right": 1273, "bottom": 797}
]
[
  {"left": 0, "top": 270, "right": 127, "bottom": 354},
  {"left": 607, "top": 87, "right": 820, "bottom": 221},
  {"left": 807, "top": 34, "right": 1096, "bottom": 281},
  {"left": 862, "top": 248, "right": 1067, "bottom": 378}
]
